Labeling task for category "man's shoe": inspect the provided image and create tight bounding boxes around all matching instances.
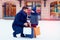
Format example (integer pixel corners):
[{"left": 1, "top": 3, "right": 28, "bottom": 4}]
[
  {"left": 21, "top": 34, "right": 25, "bottom": 37},
  {"left": 13, "top": 32, "right": 17, "bottom": 38}
]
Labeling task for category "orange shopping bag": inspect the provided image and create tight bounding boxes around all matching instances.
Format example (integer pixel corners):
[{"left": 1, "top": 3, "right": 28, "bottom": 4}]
[{"left": 34, "top": 27, "right": 40, "bottom": 36}]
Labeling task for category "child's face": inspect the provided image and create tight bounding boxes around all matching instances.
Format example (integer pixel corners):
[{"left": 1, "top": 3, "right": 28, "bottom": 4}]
[
  {"left": 36, "top": 7, "right": 41, "bottom": 13},
  {"left": 36, "top": 9, "right": 40, "bottom": 13}
]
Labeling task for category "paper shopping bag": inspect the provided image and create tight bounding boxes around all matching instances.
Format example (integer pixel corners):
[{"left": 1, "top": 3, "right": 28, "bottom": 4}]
[{"left": 34, "top": 27, "right": 40, "bottom": 36}]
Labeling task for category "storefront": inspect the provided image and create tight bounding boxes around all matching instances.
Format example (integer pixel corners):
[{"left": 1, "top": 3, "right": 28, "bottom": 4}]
[
  {"left": 0, "top": 0, "right": 60, "bottom": 20},
  {"left": 50, "top": 1, "right": 60, "bottom": 20},
  {"left": 0, "top": 0, "right": 21, "bottom": 19},
  {"left": 2, "top": 2, "right": 16, "bottom": 18}
]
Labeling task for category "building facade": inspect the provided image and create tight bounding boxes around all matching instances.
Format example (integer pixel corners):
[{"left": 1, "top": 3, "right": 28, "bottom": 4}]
[{"left": 0, "top": 0, "right": 60, "bottom": 20}]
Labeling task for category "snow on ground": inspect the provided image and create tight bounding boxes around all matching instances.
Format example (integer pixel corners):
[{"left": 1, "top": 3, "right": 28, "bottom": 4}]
[{"left": 0, "top": 19, "right": 60, "bottom": 40}]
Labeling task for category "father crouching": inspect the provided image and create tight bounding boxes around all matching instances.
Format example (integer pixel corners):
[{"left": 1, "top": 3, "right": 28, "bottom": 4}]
[{"left": 12, "top": 6, "right": 29, "bottom": 38}]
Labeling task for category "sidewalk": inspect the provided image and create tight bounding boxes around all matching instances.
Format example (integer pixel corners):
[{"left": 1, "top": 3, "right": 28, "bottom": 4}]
[{"left": 0, "top": 19, "right": 60, "bottom": 40}]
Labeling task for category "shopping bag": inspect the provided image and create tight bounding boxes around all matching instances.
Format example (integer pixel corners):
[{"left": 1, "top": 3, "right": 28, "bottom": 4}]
[
  {"left": 34, "top": 27, "right": 40, "bottom": 36},
  {"left": 23, "top": 27, "right": 32, "bottom": 34},
  {"left": 25, "top": 27, "right": 34, "bottom": 38}
]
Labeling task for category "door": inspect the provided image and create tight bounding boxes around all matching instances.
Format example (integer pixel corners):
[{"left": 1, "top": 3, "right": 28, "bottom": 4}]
[{"left": 2, "top": 2, "right": 16, "bottom": 18}]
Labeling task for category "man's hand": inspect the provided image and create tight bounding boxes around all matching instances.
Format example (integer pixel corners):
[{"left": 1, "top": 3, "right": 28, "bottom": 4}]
[
  {"left": 24, "top": 22, "right": 28, "bottom": 27},
  {"left": 27, "top": 22, "right": 31, "bottom": 27}
]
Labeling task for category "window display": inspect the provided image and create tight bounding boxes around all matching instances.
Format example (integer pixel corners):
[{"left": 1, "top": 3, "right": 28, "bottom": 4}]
[
  {"left": 2, "top": 2, "right": 16, "bottom": 18},
  {"left": 50, "top": 1, "right": 60, "bottom": 20}
]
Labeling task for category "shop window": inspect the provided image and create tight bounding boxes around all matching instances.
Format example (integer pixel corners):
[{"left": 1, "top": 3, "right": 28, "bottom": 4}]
[
  {"left": 50, "top": 1, "right": 60, "bottom": 20},
  {"left": 36, "top": 2, "right": 41, "bottom": 7},
  {"left": 26, "top": 2, "right": 33, "bottom": 8},
  {"left": 2, "top": 2, "right": 16, "bottom": 19}
]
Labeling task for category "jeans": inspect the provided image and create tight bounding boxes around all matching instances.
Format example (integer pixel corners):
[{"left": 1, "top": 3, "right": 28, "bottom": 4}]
[{"left": 12, "top": 26, "right": 23, "bottom": 36}]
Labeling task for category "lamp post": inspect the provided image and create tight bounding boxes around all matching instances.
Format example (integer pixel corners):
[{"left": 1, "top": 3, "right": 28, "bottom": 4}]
[
  {"left": 43, "top": 0, "right": 47, "bottom": 7},
  {"left": 18, "top": 0, "right": 22, "bottom": 7}
]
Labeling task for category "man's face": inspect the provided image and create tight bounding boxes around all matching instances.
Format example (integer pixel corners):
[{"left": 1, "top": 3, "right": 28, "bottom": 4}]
[
  {"left": 24, "top": 9, "right": 28, "bottom": 14},
  {"left": 24, "top": 8, "right": 32, "bottom": 15},
  {"left": 27, "top": 9, "right": 32, "bottom": 15}
]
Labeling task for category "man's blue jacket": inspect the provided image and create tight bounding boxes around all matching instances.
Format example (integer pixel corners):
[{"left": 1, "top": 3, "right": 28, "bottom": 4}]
[{"left": 12, "top": 10, "right": 27, "bottom": 27}]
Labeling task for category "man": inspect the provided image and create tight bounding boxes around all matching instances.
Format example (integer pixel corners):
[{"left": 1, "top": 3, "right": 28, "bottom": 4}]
[{"left": 12, "top": 7, "right": 29, "bottom": 38}]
